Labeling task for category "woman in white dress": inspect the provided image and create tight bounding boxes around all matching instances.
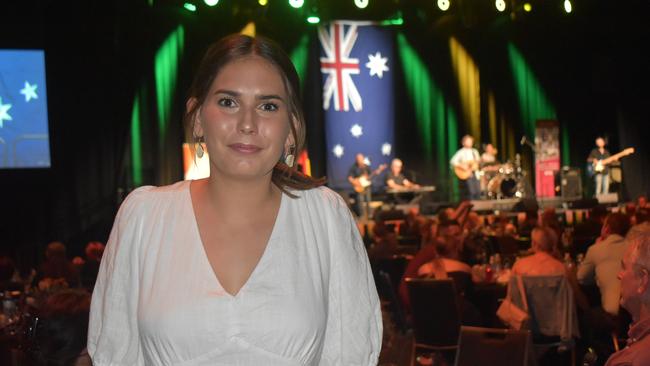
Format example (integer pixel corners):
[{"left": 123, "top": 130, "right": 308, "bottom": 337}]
[{"left": 88, "top": 34, "right": 382, "bottom": 365}]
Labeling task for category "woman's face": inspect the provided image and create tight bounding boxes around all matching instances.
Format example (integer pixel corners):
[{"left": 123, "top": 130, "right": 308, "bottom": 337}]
[{"left": 194, "top": 56, "right": 292, "bottom": 181}]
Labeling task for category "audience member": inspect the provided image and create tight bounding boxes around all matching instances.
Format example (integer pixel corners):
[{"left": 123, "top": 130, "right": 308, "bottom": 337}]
[
  {"left": 577, "top": 213, "right": 631, "bottom": 315},
  {"left": 541, "top": 207, "right": 563, "bottom": 242},
  {"left": 637, "top": 195, "right": 648, "bottom": 209},
  {"left": 511, "top": 227, "right": 564, "bottom": 276},
  {"left": 398, "top": 219, "right": 464, "bottom": 313},
  {"left": 604, "top": 231, "right": 650, "bottom": 366},
  {"left": 627, "top": 209, "right": 650, "bottom": 243},
  {"left": 80, "top": 241, "right": 105, "bottom": 290},
  {"left": 37, "top": 242, "right": 80, "bottom": 289},
  {"left": 0, "top": 255, "right": 21, "bottom": 292},
  {"left": 518, "top": 209, "right": 539, "bottom": 238},
  {"left": 398, "top": 207, "right": 423, "bottom": 239},
  {"left": 30, "top": 289, "right": 92, "bottom": 366},
  {"left": 367, "top": 221, "right": 399, "bottom": 263},
  {"left": 573, "top": 204, "right": 608, "bottom": 246},
  {"left": 417, "top": 237, "right": 481, "bottom": 325}
]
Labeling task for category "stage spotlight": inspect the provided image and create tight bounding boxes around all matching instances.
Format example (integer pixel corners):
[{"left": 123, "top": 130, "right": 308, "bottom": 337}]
[
  {"left": 259, "top": 0, "right": 268, "bottom": 5},
  {"left": 204, "top": 0, "right": 218, "bottom": 6},
  {"left": 437, "top": 0, "right": 450, "bottom": 11},
  {"left": 564, "top": 0, "right": 572, "bottom": 13},
  {"left": 184, "top": 2, "right": 197, "bottom": 11},
  {"left": 495, "top": 0, "right": 506, "bottom": 12},
  {"left": 307, "top": 16, "right": 320, "bottom": 24},
  {"left": 523, "top": 3, "right": 532, "bottom": 12},
  {"left": 355, "top": 0, "right": 369, "bottom": 9},
  {"left": 289, "top": 0, "right": 304, "bottom": 8}
]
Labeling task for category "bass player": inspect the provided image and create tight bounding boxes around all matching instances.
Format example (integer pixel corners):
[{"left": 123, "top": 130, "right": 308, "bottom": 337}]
[
  {"left": 587, "top": 136, "right": 613, "bottom": 195},
  {"left": 348, "top": 153, "right": 386, "bottom": 220}
]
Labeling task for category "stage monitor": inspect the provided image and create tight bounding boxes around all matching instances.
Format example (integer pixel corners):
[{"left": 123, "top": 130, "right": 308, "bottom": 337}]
[{"left": 0, "top": 49, "right": 51, "bottom": 168}]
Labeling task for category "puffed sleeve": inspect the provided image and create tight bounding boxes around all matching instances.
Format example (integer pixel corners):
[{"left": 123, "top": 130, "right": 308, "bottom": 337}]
[
  {"left": 88, "top": 187, "right": 152, "bottom": 365},
  {"left": 320, "top": 193, "right": 383, "bottom": 365}
]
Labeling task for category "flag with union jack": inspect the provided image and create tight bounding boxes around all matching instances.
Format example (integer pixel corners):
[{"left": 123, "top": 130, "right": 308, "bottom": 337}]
[{"left": 319, "top": 21, "right": 395, "bottom": 190}]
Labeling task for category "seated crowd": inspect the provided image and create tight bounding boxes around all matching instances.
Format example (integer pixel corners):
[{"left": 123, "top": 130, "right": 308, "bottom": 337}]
[
  {"left": 0, "top": 240, "right": 104, "bottom": 366},
  {"left": 368, "top": 195, "right": 650, "bottom": 365}
]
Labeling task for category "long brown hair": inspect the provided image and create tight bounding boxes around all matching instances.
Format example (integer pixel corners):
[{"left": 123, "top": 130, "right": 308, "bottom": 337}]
[{"left": 184, "top": 34, "right": 325, "bottom": 193}]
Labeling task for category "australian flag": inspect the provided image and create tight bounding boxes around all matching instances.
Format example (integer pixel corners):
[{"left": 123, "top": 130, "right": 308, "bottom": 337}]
[{"left": 319, "top": 21, "right": 395, "bottom": 191}]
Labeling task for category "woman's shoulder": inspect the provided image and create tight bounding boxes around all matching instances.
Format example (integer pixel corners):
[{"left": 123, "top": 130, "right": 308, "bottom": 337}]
[
  {"left": 290, "top": 186, "right": 350, "bottom": 211},
  {"left": 119, "top": 181, "right": 189, "bottom": 213}
]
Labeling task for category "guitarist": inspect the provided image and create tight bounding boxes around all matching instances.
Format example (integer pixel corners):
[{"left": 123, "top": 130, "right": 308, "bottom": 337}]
[
  {"left": 348, "top": 153, "right": 385, "bottom": 220},
  {"left": 587, "top": 136, "right": 612, "bottom": 195},
  {"left": 450, "top": 135, "right": 481, "bottom": 200}
]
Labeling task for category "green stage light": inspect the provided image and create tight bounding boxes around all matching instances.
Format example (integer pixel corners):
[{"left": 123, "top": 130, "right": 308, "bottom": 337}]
[
  {"left": 523, "top": 3, "right": 532, "bottom": 12},
  {"left": 184, "top": 2, "right": 197, "bottom": 11},
  {"left": 204, "top": 0, "right": 219, "bottom": 6},
  {"left": 495, "top": 0, "right": 506, "bottom": 12},
  {"left": 355, "top": 0, "right": 369, "bottom": 9},
  {"left": 259, "top": 0, "right": 268, "bottom": 5},
  {"left": 380, "top": 16, "right": 404, "bottom": 26},
  {"left": 307, "top": 16, "right": 320, "bottom": 24},
  {"left": 289, "top": 0, "right": 304, "bottom": 8},
  {"left": 437, "top": 0, "right": 450, "bottom": 11},
  {"left": 564, "top": 0, "right": 572, "bottom": 13}
]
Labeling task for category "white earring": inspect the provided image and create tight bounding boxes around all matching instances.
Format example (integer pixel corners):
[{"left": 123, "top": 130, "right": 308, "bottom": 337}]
[
  {"left": 195, "top": 137, "right": 204, "bottom": 158},
  {"left": 284, "top": 145, "right": 295, "bottom": 167}
]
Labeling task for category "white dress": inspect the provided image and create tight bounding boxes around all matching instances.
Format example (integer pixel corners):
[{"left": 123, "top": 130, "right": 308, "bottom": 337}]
[{"left": 88, "top": 180, "right": 382, "bottom": 366}]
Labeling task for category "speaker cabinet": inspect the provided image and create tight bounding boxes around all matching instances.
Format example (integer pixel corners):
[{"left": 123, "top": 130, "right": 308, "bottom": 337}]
[{"left": 561, "top": 167, "right": 582, "bottom": 199}]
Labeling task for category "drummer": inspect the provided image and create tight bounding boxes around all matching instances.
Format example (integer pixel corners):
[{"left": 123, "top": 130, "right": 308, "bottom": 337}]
[
  {"left": 386, "top": 158, "right": 420, "bottom": 190},
  {"left": 480, "top": 143, "right": 499, "bottom": 167},
  {"left": 479, "top": 143, "right": 500, "bottom": 196}
]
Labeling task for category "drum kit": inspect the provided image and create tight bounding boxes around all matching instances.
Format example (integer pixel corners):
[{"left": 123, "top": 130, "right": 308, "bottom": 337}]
[{"left": 479, "top": 155, "right": 527, "bottom": 200}]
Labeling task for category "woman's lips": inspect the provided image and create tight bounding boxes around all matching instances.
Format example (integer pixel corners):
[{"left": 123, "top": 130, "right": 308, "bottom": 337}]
[{"left": 228, "top": 143, "right": 262, "bottom": 153}]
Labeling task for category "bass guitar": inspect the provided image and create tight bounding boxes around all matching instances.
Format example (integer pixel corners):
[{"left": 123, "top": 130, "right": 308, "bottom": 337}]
[
  {"left": 586, "top": 147, "right": 634, "bottom": 177},
  {"left": 352, "top": 164, "right": 387, "bottom": 193}
]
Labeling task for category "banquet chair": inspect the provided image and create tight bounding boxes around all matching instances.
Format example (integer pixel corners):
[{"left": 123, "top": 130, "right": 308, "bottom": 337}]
[
  {"left": 406, "top": 278, "right": 461, "bottom": 366},
  {"left": 454, "top": 326, "right": 534, "bottom": 366},
  {"left": 508, "top": 275, "right": 580, "bottom": 365},
  {"left": 378, "top": 270, "right": 409, "bottom": 334}
]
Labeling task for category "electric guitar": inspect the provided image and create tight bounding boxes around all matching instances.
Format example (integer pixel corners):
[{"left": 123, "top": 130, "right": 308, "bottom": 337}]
[
  {"left": 454, "top": 160, "right": 480, "bottom": 180},
  {"left": 351, "top": 164, "right": 387, "bottom": 193},
  {"left": 586, "top": 147, "right": 635, "bottom": 177}
]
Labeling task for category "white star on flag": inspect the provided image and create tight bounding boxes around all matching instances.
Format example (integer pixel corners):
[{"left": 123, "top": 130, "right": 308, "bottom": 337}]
[
  {"left": 350, "top": 124, "right": 363, "bottom": 138},
  {"left": 365, "top": 51, "right": 389, "bottom": 79},
  {"left": 381, "top": 143, "right": 392, "bottom": 156},
  {"left": 20, "top": 81, "right": 38, "bottom": 102},
  {"left": 0, "top": 97, "right": 13, "bottom": 128},
  {"left": 332, "top": 144, "right": 344, "bottom": 158}
]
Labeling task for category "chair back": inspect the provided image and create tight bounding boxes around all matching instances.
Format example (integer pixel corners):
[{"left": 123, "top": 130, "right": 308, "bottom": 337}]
[
  {"left": 509, "top": 275, "right": 580, "bottom": 341},
  {"left": 406, "top": 278, "right": 461, "bottom": 347},
  {"left": 454, "top": 326, "right": 531, "bottom": 366},
  {"left": 377, "top": 270, "right": 409, "bottom": 333}
]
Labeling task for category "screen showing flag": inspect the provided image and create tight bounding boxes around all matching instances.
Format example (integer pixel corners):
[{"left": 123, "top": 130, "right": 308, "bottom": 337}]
[
  {"left": 0, "top": 50, "right": 51, "bottom": 168},
  {"left": 319, "top": 21, "right": 395, "bottom": 191}
]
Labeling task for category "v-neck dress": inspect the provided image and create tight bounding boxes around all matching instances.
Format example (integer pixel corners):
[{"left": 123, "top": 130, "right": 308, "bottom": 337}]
[{"left": 88, "top": 181, "right": 382, "bottom": 365}]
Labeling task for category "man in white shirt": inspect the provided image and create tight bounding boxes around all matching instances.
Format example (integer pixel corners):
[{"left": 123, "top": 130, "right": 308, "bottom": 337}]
[
  {"left": 450, "top": 135, "right": 481, "bottom": 200},
  {"left": 577, "top": 212, "right": 631, "bottom": 315}
]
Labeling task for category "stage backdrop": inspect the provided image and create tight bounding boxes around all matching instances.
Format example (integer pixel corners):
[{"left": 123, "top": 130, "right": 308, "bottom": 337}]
[{"left": 319, "top": 21, "right": 394, "bottom": 191}]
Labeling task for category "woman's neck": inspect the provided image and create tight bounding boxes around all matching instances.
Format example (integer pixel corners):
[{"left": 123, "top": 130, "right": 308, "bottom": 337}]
[{"left": 202, "top": 174, "right": 280, "bottom": 217}]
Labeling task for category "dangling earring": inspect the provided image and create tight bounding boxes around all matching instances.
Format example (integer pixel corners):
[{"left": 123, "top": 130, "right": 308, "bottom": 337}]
[
  {"left": 284, "top": 145, "right": 295, "bottom": 167},
  {"left": 195, "top": 136, "right": 205, "bottom": 158}
]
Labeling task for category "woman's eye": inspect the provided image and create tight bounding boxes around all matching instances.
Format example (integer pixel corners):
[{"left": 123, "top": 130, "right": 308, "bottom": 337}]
[
  {"left": 218, "top": 98, "right": 236, "bottom": 107},
  {"left": 261, "top": 103, "right": 279, "bottom": 112}
]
